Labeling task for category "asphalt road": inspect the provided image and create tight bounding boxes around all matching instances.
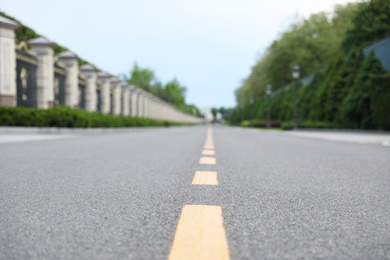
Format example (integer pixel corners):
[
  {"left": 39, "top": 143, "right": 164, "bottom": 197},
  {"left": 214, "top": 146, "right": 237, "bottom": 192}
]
[{"left": 1, "top": 126, "right": 389, "bottom": 259}]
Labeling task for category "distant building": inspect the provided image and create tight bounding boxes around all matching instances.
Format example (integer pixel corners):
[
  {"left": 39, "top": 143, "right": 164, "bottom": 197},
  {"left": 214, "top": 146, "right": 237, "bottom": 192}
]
[{"left": 200, "top": 108, "right": 213, "bottom": 122}]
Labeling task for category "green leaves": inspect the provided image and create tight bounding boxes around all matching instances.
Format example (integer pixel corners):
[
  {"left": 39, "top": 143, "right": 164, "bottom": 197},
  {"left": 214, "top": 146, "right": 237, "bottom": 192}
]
[
  {"left": 0, "top": 106, "right": 186, "bottom": 128},
  {"left": 230, "top": 0, "right": 390, "bottom": 130},
  {"left": 235, "top": 2, "right": 360, "bottom": 107},
  {"left": 342, "top": 0, "right": 390, "bottom": 51},
  {"left": 121, "top": 64, "right": 201, "bottom": 116}
]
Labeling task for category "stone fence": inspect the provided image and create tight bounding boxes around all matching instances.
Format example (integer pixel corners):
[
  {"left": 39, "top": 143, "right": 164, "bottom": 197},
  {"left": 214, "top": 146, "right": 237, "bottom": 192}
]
[{"left": 0, "top": 16, "right": 202, "bottom": 124}]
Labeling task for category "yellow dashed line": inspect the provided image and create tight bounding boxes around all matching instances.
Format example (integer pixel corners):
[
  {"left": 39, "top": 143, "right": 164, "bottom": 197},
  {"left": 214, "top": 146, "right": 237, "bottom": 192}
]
[
  {"left": 199, "top": 157, "right": 217, "bottom": 165},
  {"left": 192, "top": 171, "right": 218, "bottom": 185},
  {"left": 169, "top": 205, "right": 230, "bottom": 260},
  {"left": 202, "top": 150, "right": 215, "bottom": 155},
  {"left": 204, "top": 145, "right": 215, "bottom": 150}
]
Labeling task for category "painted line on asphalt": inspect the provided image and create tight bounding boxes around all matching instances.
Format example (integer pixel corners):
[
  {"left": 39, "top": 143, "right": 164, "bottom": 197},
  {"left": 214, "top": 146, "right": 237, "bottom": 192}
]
[
  {"left": 205, "top": 140, "right": 214, "bottom": 146},
  {"left": 169, "top": 205, "right": 229, "bottom": 260},
  {"left": 199, "top": 157, "right": 217, "bottom": 165},
  {"left": 192, "top": 171, "right": 218, "bottom": 185},
  {"left": 202, "top": 150, "right": 215, "bottom": 155},
  {"left": 204, "top": 145, "right": 215, "bottom": 149}
]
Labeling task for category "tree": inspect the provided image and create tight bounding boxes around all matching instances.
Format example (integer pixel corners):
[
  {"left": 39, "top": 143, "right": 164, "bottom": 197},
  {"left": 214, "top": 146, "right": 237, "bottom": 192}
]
[
  {"left": 122, "top": 63, "right": 157, "bottom": 93},
  {"left": 234, "top": 2, "right": 360, "bottom": 107},
  {"left": 342, "top": 0, "right": 390, "bottom": 51},
  {"left": 211, "top": 108, "right": 218, "bottom": 121},
  {"left": 162, "top": 79, "right": 187, "bottom": 109},
  {"left": 218, "top": 107, "right": 227, "bottom": 119}
]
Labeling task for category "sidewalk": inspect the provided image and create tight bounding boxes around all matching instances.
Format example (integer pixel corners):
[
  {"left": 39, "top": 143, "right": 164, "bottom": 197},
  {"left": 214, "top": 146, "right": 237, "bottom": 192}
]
[
  {"left": 279, "top": 130, "right": 390, "bottom": 147},
  {"left": 0, "top": 126, "right": 168, "bottom": 134},
  {"left": 228, "top": 126, "right": 390, "bottom": 147},
  {"left": 0, "top": 126, "right": 170, "bottom": 144}
]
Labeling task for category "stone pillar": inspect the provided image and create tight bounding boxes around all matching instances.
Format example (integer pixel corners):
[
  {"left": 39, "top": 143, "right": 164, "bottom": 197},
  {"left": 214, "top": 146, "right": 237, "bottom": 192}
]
[
  {"left": 145, "top": 93, "right": 151, "bottom": 118},
  {"left": 129, "top": 87, "right": 134, "bottom": 116},
  {"left": 80, "top": 64, "right": 97, "bottom": 112},
  {"left": 28, "top": 37, "right": 54, "bottom": 109},
  {"left": 110, "top": 78, "right": 121, "bottom": 115},
  {"left": 137, "top": 90, "right": 144, "bottom": 117},
  {"left": 155, "top": 100, "right": 161, "bottom": 120},
  {"left": 159, "top": 101, "right": 165, "bottom": 120},
  {"left": 143, "top": 94, "right": 149, "bottom": 118},
  {"left": 58, "top": 51, "right": 78, "bottom": 107},
  {"left": 148, "top": 97, "right": 154, "bottom": 119},
  {"left": 97, "top": 72, "right": 110, "bottom": 114},
  {"left": 0, "top": 17, "right": 19, "bottom": 106},
  {"left": 161, "top": 102, "right": 167, "bottom": 121},
  {"left": 152, "top": 97, "right": 158, "bottom": 119},
  {"left": 130, "top": 86, "right": 138, "bottom": 117},
  {"left": 157, "top": 100, "right": 162, "bottom": 120},
  {"left": 121, "top": 83, "right": 129, "bottom": 116}
]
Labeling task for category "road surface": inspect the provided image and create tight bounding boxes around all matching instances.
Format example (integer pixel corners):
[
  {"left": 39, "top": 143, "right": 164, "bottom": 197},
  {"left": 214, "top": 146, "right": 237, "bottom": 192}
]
[{"left": 1, "top": 126, "right": 389, "bottom": 259}]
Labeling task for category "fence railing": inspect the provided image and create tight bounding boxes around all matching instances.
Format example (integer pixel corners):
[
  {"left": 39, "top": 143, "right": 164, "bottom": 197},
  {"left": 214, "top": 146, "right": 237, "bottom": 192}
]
[{"left": 0, "top": 16, "right": 202, "bottom": 124}]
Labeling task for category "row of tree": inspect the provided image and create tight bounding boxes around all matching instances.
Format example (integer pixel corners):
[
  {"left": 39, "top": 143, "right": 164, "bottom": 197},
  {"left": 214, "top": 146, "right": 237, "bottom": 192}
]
[
  {"left": 1, "top": 11, "right": 203, "bottom": 117},
  {"left": 120, "top": 64, "right": 203, "bottom": 117},
  {"left": 228, "top": 0, "right": 390, "bottom": 130}
]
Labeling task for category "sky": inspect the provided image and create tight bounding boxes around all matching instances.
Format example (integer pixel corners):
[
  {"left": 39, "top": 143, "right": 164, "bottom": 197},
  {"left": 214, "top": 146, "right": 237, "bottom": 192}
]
[{"left": 1, "top": 0, "right": 355, "bottom": 109}]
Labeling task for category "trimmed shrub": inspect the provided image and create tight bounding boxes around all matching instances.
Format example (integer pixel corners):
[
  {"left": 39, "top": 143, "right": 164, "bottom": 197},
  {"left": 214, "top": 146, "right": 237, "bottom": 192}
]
[{"left": 0, "top": 106, "right": 189, "bottom": 128}]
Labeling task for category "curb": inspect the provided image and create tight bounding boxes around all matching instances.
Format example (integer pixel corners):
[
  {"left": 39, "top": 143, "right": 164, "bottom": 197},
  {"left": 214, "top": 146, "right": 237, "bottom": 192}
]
[{"left": 0, "top": 126, "right": 173, "bottom": 135}]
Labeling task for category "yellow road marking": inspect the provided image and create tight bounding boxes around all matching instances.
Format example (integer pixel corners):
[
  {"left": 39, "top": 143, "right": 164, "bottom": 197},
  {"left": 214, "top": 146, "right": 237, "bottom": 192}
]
[
  {"left": 202, "top": 150, "right": 215, "bottom": 155},
  {"left": 192, "top": 171, "right": 218, "bottom": 185},
  {"left": 169, "top": 205, "right": 230, "bottom": 260},
  {"left": 204, "top": 145, "right": 215, "bottom": 149},
  {"left": 199, "top": 157, "right": 216, "bottom": 165}
]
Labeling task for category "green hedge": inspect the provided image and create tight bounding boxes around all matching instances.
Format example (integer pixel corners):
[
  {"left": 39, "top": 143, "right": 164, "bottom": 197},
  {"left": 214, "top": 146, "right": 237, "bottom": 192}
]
[
  {"left": 0, "top": 106, "right": 187, "bottom": 128},
  {"left": 240, "top": 120, "right": 282, "bottom": 128},
  {"left": 228, "top": 50, "right": 390, "bottom": 131},
  {"left": 281, "top": 121, "right": 334, "bottom": 130}
]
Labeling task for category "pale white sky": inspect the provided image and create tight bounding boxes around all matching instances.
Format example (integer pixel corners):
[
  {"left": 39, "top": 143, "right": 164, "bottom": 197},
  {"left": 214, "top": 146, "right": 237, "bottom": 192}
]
[{"left": 0, "top": 0, "right": 355, "bottom": 108}]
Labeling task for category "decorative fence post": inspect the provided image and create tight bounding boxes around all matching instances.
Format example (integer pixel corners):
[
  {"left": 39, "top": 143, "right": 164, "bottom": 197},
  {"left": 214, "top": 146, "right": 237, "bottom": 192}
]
[
  {"left": 0, "top": 17, "right": 19, "bottom": 106},
  {"left": 121, "top": 83, "right": 129, "bottom": 116},
  {"left": 110, "top": 78, "right": 121, "bottom": 115},
  {"left": 137, "top": 89, "right": 144, "bottom": 117},
  {"left": 80, "top": 64, "right": 97, "bottom": 112},
  {"left": 144, "top": 92, "right": 149, "bottom": 118},
  {"left": 28, "top": 37, "right": 54, "bottom": 108},
  {"left": 97, "top": 72, "right": 110, "bottom": 114},
  {"left": 129, "top": 86, "right": 137, "bottom": 117},
  {"left": 151, "top": 97, "right": 158, "bottom": 120},
  {"left": 58, "top": 51, "right": 78, "bottom": 107}
]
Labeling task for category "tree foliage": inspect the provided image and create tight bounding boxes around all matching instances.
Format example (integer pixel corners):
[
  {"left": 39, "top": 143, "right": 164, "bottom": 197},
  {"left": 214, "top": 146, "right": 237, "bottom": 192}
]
[
  {"left": 121, "top": 64, "right": 202, "bottom": 117},
  {"left": 229, "top": 0, "right": 390, "bottom": 130},
  {"left": 235, "top": 3, "right": 360, "bottom": 106},
  {"left": 342, "top": 0, "right": 390, "bottom": 51}
]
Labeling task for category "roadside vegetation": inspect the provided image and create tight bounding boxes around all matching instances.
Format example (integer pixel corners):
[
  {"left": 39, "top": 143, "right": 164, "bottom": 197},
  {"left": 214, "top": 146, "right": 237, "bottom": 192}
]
[
  {"left": 225, "top": 0, "right": 390, "bottom": 130},
  {"left": 0, "top": 107, "right": 187, "bottom": 128}
]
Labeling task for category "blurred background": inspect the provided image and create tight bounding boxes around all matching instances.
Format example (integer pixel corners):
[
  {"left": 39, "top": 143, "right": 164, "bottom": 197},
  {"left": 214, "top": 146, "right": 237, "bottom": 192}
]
[{"left": 0, "top": 0, "right": 389, "bottom": 129}]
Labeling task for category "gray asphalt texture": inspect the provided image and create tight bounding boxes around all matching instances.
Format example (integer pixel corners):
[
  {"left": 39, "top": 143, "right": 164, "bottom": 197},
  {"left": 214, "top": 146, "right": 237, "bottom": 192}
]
[{"left": 1, "top": 126, "right": 390, "bottom": 259}]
